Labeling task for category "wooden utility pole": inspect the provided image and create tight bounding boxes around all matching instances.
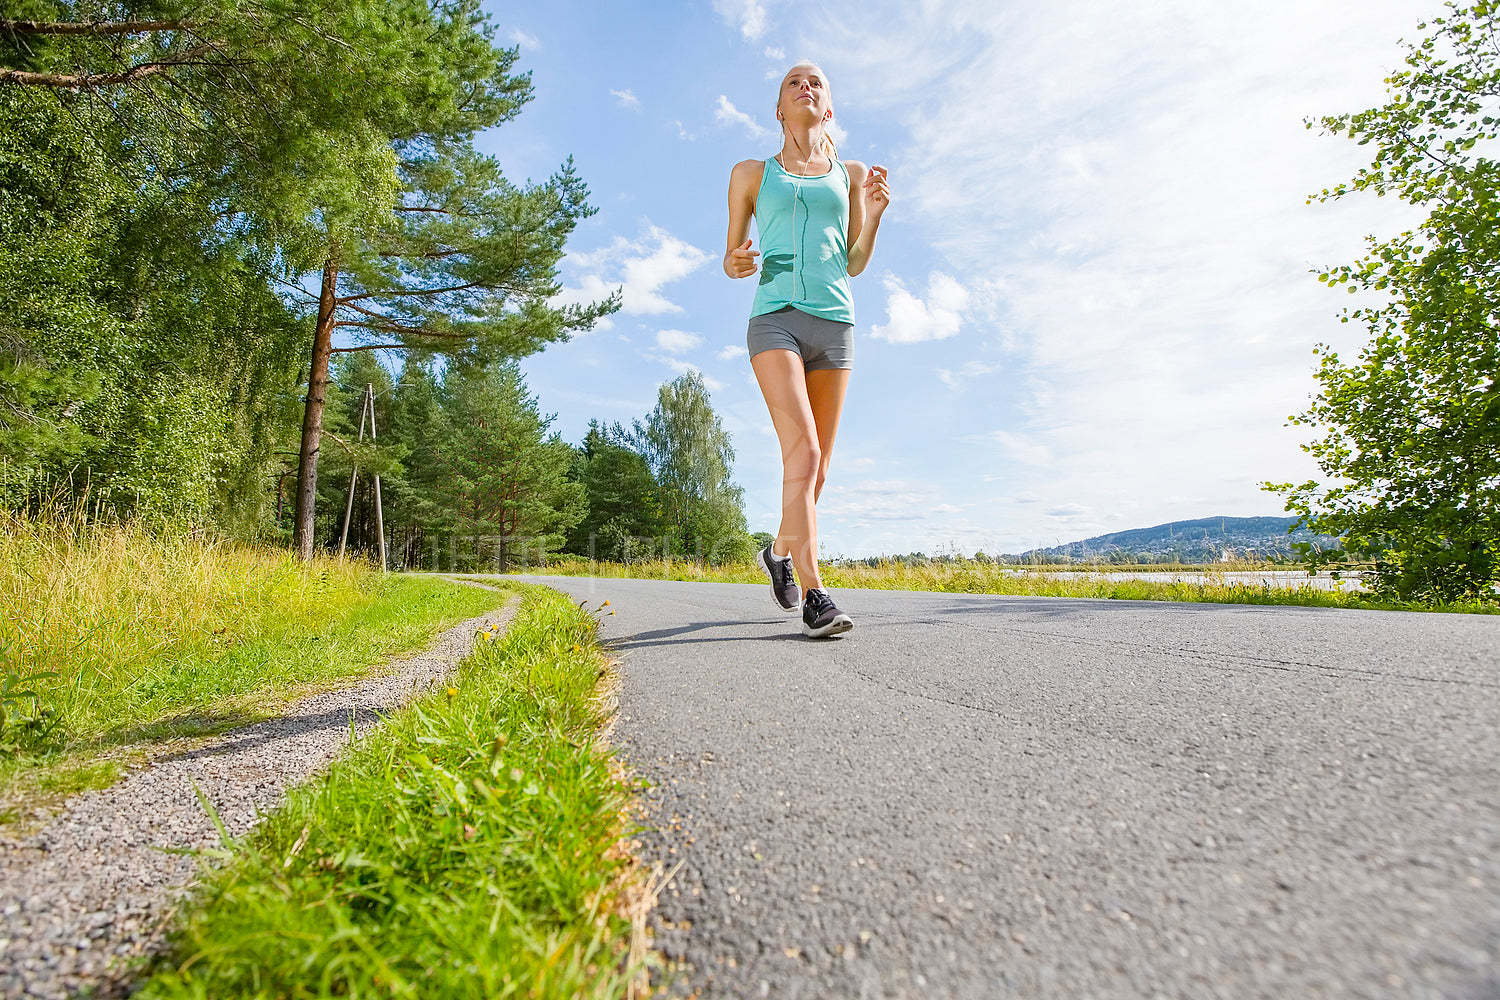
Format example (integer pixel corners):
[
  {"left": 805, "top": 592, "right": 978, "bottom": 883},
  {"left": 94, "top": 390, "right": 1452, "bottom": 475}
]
[
  {"left": 335, "top": 383, "right": 389, "bottom": 571},
  {"left": 370, "top": 386, "right": 387, "bottom": 571},
  {"left": 336, "top": 385, "right": 369, "bottom": 559}
]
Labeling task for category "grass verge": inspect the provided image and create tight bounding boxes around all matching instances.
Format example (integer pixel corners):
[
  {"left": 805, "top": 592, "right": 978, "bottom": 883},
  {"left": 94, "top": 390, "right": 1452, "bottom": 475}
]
[
  {"left": 1, "top": 515, "right": 507, "bottom": 815},
  {"left": 510, "top": 557, "right": 1499, "bottom": 614},
  {"left": 138, "top": 584, "right": 641, "bottom": 1000}
]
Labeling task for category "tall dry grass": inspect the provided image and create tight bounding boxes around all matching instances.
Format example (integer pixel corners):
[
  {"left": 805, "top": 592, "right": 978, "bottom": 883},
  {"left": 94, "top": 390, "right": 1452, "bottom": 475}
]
[
  {"left": 1, "top": 513, "right": 379, "bottom": 750},
  {"left": 509, "top": 556, "right": 1376, "bottom": 608}
]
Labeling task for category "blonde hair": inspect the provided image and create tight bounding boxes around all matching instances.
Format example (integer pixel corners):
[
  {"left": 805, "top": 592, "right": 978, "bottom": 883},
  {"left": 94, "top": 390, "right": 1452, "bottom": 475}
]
[{"left": 777, "top": 62, "right": 838, "bottom": 161}]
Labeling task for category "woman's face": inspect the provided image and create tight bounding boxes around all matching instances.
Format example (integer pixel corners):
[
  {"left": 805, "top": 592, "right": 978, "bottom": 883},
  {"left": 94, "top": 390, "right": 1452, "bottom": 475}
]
[{"left": 778, "top": 64, "right": 831, "bottom": 124}]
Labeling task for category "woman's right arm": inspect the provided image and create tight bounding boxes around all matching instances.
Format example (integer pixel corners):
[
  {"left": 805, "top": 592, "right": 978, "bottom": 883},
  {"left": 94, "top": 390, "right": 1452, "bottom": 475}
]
[{"left": 724, "top": 159, "right": 762, "bottom": 279}]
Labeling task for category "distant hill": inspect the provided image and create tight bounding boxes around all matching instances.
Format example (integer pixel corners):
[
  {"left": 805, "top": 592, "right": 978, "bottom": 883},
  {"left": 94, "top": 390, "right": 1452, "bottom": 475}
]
[{"left": 1004, "top": 516, "right": 1340, "bottom": 564}]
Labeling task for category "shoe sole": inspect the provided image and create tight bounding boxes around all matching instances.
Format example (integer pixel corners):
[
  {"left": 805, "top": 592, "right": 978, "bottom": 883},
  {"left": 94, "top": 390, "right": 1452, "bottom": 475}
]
[
  {"left": 757, "top": 547, "right": 801, "bottom": 613},
  {"left": 803, "top": 614, "right": 853, "bottom": 638}
]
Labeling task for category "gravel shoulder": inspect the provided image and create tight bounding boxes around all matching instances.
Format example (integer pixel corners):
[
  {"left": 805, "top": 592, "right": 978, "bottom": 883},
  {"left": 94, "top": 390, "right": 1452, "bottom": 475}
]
[{"left": 0, "top": 593, "right": 518, "bottom": 1000}]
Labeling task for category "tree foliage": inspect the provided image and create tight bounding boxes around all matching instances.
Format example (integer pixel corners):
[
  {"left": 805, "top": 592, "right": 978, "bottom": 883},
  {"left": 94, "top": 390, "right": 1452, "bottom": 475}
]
[
  {"left": 563, "top": 421, "right": 667, "bottom": 561},
  {"left": 628, "top": 372, "right": 751, "bottom": 565},
  {"left": 1268, "top": 2, "right": 1500, "bottom": 603},
  {"left": 302, "top": 364, "right": 752, "bottom": 571},
  {"left": 0, "top": 82, "right": 305, "bottom": 523},
  {"left": 425, "top": 362, "right": 583, "bottom": 572},
  {"left": 280, "top": 9, "right": 616, "bottom": 559},
  {"left": 0, "top": 2, "right": 613, "bottom": 539}
]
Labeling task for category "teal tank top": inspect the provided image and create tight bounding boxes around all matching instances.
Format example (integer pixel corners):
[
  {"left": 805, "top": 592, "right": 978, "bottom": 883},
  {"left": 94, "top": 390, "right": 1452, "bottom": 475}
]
[{"left": 750, "top": 156, "right": 855, "bottom": 324}]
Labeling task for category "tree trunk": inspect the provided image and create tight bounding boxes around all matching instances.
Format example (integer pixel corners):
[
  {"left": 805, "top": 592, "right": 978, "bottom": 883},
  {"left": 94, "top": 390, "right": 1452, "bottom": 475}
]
[{"left": 293, "top": 255, "right": 340, "bottom": 560}]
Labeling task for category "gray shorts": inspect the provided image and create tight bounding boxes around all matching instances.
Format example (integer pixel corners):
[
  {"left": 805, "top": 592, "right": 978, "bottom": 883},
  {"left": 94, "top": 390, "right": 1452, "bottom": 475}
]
[{"left": 747, "top": 306, "right": 854, "bottom": 371}]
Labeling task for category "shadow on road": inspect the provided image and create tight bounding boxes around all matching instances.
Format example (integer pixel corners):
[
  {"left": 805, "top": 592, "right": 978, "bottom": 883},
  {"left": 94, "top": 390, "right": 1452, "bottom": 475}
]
[{"left": 613, "top": 620, "right": 823, "bottom": 650}]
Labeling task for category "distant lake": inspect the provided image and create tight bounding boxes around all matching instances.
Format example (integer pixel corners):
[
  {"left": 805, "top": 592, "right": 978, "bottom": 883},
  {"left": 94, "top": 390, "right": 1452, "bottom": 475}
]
[{"left": 1004, "top": 569, "right": 1364, "bottom": 592}]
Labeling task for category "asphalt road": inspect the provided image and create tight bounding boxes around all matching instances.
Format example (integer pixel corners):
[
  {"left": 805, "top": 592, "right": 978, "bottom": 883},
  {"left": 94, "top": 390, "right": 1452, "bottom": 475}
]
[{"left": 513, "top": 576, "right": 1500, "bottom": 999}]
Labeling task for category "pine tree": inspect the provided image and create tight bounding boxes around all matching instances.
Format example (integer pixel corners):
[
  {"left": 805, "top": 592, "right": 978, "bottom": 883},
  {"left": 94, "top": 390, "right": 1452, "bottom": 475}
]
[
  {"left": 292, "top": 141, "right": 615, "bottom": 557},
  {"left": 565, "top": 421, "right": 667, "bottom": 561},
  {"left": 1, "top": 3, "right": 614, "bottom": 538},
  {"left": 424, "top": 363, "right": 583, "bottom": 572}
]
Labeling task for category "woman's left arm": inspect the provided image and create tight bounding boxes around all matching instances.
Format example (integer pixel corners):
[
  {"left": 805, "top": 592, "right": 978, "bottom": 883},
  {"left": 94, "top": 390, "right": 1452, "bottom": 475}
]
[{"left": 845, "top": 160, "right": 890, "bottom": 277}]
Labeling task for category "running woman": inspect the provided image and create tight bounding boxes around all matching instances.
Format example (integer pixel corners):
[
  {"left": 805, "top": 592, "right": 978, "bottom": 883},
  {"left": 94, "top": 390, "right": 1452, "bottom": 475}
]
[{"left": 724, "top": 62, "right": 890, "bottom": 638}]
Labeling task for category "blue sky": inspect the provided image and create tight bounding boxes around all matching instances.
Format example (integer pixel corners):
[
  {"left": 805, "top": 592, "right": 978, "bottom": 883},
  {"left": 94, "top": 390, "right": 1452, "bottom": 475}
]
[{"left": 474, "top": 0, "right": 1427, "bottom": 558}]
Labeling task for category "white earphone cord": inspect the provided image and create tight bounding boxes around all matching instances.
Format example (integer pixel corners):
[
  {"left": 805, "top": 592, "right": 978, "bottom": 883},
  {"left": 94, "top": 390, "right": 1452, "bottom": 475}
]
[{"left": 785, "top": 126, "right": 814, "bottom": 303}]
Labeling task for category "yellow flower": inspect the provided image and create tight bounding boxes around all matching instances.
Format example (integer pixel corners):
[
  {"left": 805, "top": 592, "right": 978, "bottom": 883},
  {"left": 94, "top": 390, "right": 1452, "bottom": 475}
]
[
  {"left": 446, "top": 686, "right": 458, "bottom": 698},
  {"left": 601, "top": 600, "right": 610, "bottom": 606}
]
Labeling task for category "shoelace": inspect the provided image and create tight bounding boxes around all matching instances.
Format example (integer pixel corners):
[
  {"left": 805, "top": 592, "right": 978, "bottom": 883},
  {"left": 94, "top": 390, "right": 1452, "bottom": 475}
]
[
  {"left": 805, "top": 589, "right": 833, "bottom": 615},
  {"left": 770, "top": 554, "right": 793, "bottom": 587}
]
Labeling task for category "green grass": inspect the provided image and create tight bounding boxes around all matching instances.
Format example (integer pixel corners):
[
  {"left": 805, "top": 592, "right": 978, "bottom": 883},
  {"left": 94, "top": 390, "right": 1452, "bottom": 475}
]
[
  {"left": 1, "top": 514, "right": 508, "bottom": 813},
  {"left": 139, "top": 584, "right": 640, "bottom": 1000},
  {"left": 511, "top": 556, "right": 1499, "bottom": 614}
]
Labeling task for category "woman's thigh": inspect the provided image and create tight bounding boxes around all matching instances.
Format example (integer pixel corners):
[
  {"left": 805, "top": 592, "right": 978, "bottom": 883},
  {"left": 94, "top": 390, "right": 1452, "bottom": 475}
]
[
  {"left": 751, "top": 348, "right": 819, "bottom": 463},
  {"left": 805, "top": 367, "right": 850, "bottom": 466}
]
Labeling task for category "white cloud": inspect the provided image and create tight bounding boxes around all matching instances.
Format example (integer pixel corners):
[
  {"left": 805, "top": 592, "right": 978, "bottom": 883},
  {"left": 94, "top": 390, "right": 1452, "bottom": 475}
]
[
  {"left": 611, "top": 88, "right": 640, "bottom": 111},
  {"left": 1047, "top": 503, "right": 1093, "bottom": 521},
  {"left": 750, "top": 0, "right": 1428, "bottom": 553},
  {"left": 508, "top": 28, "right": 540, "bottom": 50},
  {"left": 715, "top": 95, "right": 776, "bottom": 141},
  {"left": 655, "top": 329, "right": 703, "bottom": 354},
  {"left": 869, "top": 271, "right": 970, "bottom": 343},
  {"left": 764, "top": 46, "right": 786, "bottom": 61},
  {"left": 819, "top": 479, "right": 950, "bottom": 523},
  {"left": 659, "top": 358, "right": 725, "bottom": 391},
  {"left": 936, "top": 360, "right": 1002, "bottom": 391},
  {"left": 717, "top": 344, "right": 743, "bottom": 361},
  {"left": 989, "top": 431, "right": 1052, "bottom": 467},
  {"left": 714, "top": 0, "right": 768, "bottom": 40},
  {"left": 556, "top": 225, "right": 711, "bottom": 318}
]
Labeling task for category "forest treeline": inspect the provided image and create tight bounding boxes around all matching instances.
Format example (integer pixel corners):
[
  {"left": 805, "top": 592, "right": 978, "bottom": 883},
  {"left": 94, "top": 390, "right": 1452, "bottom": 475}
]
[
  {"left": 325, "top": 358, "right": 751, "bottom": 570},
  {"left": 0, "top": 2, "right": 752, "bottom": 562}
]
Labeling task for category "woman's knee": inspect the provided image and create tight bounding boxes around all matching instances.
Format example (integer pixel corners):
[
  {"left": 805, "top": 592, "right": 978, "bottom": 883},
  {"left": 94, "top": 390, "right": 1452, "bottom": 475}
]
[{"left": 784, "top": 442, "right": 822, "bottom": 486}]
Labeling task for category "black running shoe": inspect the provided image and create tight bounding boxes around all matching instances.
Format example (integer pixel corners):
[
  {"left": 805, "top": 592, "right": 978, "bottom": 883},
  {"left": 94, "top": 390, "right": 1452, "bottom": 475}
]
[
  {"left": 802, "top": 588, "right": 852, "bottom": 638},
  {"left": 757, "top": 544, "right": 801, "bottom": 612}
]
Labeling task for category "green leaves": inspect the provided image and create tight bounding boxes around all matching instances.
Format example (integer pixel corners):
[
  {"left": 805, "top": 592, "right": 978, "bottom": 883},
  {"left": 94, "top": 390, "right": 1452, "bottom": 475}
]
[
  {"left": 0, "top": 668, "right": 62, "bottom": 757},
  {"left": 1271, "top": 2, "right": 1500, "bottom": 603},
  {"left": 563, "top": 422, "right": 668, "bottom": 561},
  {"left": 627, "top": 372, "right": 752, "bottom": 564},
  {"left": 342, "top": 360, "right": 585, "bottom": 571},
  {"left": 333, "top": 145, "right": 616, "bottom": 359},
  {"left": 2, "top": 2, "right": 612, "bottom": 536}
]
